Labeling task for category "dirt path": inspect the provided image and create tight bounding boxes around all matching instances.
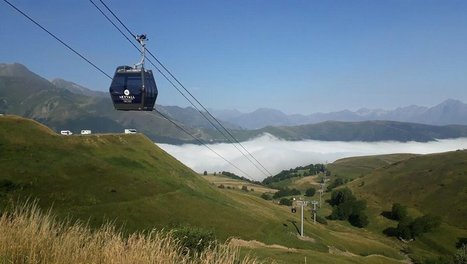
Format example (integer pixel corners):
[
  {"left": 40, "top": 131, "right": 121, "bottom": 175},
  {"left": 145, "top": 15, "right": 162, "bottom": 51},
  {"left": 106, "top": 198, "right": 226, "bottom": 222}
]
[{"left": 229, "top": 238, "right": 297, "bottom": 252}]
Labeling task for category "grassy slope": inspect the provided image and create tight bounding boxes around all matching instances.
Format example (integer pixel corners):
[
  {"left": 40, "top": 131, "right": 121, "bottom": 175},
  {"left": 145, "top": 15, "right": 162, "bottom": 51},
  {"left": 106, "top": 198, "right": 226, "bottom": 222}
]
[
  {"left": 203, "top": 174, "right": 277, "bottom": 194},
  {"left": 0, "top": 116, "right": 410, "bottom": 263},
  {"left": 327, "top": 154, "right": 418, "bottom": 180},
  {"left": 330, "top": 152, "right": 467, "bottom": 260},
  {"left": 349, "top": 151, "right": 467, "bottom": 228}
]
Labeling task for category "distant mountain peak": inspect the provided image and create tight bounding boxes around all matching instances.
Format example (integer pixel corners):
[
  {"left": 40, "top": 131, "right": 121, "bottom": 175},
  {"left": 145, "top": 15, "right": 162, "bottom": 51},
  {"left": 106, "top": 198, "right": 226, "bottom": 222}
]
[
  {"left": 51, "top": 78, "right": 106, "bottom": 98},
  {"left": 0, "top": 62, "right": 35, "bottom": 77},
  {"left": 212, "top": 99, "right": 467, "bottom": 128}
]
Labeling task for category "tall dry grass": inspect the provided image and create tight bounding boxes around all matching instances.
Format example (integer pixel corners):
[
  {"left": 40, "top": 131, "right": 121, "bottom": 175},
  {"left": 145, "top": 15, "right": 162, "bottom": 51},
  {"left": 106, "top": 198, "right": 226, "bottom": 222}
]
[{"left": 0, "top": 203, "right": 259, "bottom": 264}]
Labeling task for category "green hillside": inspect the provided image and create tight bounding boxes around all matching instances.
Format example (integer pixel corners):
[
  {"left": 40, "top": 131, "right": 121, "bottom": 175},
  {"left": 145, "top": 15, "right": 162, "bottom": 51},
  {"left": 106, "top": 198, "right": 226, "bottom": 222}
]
[
  {"left": 266, "top": 154, "right": 467, "bottom": 262},
  {"left": 329, "top": 152, "right": 467, "bottom": 261},
  {"left": 328, "top": 154, "right": 418, "bottom": 181},
  {"left": 349, "top": 151, "right": 467, "bottom": 228},
  {"left": 0, "top": 115, "right": 415, "bottom": 263}
]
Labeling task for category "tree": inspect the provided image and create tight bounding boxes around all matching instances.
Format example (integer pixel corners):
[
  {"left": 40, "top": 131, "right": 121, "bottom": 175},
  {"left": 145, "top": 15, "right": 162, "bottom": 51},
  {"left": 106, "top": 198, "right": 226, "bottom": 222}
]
[
  {"left": 329, "top": 188, "right": 355, "bottom": 206},
  {"left": 261, "top": 193, "right": 272, "bottom": 200},
  {"left": 391, "top": 203, "right": 408, "bottom": 221},
  {"left": 279, "top": 198, "right": 293, "bottom": 206},
  {"left": 328, "top": 188, "right": 369, "bottom": 228},
  {"left": 218, "top": 184, "right": 225, "bottom": 189},
  {"left": 273, "top": 188, "right": 301, "bottom": 199},
  {"left": 305, "top": 187, "right": 316, "bottom": 197},
  {"left": 349, "top": 212, "right": 369, "bottom": 228},
  {"left": 410, "top": 215, "right": 441, "bottom": 236},
  {"left": 203, "top": 171, "right": 207, "bottom": 175},
  {"left": 213, "top": 172, "right": 217, "bottom": 176},
  {"left": 241, "top": 185, "right": 249, "bottom": 192}
]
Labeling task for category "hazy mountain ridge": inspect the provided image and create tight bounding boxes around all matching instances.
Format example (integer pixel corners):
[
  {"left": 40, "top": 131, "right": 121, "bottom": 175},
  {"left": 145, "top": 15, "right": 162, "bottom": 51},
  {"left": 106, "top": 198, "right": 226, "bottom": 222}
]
[
  {"left": 2, "top": 62, "right": 467, "bottom": 144},
  {"left": 232, "top": 120, "right": 467, "bottom": 142},
  {"left": 0, "top": 63, "right": 215, "bottom": 143},
  {"left": 213, "top": 100, "right": 467, "bottom": 129}
]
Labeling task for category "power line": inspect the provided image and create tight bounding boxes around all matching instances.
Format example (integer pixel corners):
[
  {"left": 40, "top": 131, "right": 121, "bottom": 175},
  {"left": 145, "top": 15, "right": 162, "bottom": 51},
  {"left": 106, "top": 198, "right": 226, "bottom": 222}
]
[
  {"left": 155, "top": 109, "right": 256, "bottom": 180},
  {"left": 88, "top": 1, "right": 265, "bottom": 177},
  {"left": 2, "top": 0, "right": 258, "bottom": 180},
  {"left": 94, "top": 0, "right": 273, "bottom": 177}
]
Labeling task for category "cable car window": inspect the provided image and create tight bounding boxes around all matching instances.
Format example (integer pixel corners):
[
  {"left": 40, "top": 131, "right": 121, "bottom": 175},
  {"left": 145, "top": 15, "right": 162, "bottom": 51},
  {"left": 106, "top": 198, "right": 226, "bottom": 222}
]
[
  {"left": 113, "top": 76, "right": 125, "bottom": 86},
  {"left": 126, "top": 76, "right": 142, "bottom": 94}
]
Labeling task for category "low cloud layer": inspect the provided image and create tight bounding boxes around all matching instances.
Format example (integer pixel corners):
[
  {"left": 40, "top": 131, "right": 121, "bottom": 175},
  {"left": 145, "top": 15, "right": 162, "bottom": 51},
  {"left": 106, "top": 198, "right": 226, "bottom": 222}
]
[{"left": 157, "top": 133, "right": 467, "bottom": 181}]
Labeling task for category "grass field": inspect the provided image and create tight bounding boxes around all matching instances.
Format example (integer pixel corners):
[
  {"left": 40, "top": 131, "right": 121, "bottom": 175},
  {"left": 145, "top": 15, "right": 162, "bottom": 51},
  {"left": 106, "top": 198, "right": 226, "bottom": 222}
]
[
  {"left": 326, "top": 152, "right": 467, "bottom": 261},
  {"left": 3, "top": 115, "right": 463, "bottom": 263}
]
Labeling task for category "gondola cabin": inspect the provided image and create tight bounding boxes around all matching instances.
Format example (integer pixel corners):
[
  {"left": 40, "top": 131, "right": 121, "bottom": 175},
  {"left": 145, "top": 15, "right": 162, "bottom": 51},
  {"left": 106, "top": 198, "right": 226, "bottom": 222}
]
[{"left": 109, "top": 65, "right": 158, "bottom": 111}]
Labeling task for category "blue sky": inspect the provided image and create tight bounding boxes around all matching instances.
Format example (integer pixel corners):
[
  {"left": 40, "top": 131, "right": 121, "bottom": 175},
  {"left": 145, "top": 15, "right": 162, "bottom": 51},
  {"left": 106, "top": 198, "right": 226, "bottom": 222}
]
[{"left": 1, "top": 0, "right": 467, "bottom": 114}]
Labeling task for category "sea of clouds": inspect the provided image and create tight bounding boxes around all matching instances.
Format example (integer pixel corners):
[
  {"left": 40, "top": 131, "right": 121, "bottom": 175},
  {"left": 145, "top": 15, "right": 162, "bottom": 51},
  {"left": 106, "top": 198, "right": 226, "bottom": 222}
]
[{"left": 157, "top": 133, "right": 467, "bottom": 181}]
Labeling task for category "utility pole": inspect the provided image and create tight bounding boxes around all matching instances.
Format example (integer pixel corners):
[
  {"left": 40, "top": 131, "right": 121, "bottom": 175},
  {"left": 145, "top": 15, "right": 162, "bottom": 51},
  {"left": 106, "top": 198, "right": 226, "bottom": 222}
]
[
  {"left": 296, "top": 199, "right": 308, "bottom": 236},
  {"left": 318, "top": 189, "right": 324, "bottom": 208},
  {"left": 311, "top": 200, "right": 319, "bottom": 224}
]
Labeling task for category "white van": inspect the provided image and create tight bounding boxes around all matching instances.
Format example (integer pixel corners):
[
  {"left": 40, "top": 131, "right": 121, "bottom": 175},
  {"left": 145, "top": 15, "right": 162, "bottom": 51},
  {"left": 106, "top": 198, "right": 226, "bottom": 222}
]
[
  {"left": 124, "top": 129, "right": 137, "bottom": 134},
  {"left": 60, "top": 130, "right": 73, "bottom": 136},
  {"left": 81, "top": 130, "right": 92, "bottom": 135}
]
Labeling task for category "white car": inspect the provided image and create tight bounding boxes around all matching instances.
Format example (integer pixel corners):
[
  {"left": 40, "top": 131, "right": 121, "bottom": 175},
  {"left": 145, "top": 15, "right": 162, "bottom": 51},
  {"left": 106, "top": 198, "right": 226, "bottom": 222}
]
[
  {"left": 60, "top": 130, "right": 73, "bottom": 136},
  {"left": 81, "top": 130, "right": 92, "bottom": 135},
  {"left": 124, "top": 129, "right": 137, "bottom": 134}
]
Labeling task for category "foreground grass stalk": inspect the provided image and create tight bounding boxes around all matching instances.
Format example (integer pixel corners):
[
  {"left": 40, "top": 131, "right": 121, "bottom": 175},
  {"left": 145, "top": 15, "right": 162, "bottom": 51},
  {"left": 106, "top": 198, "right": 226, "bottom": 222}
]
[{"left": 0, "top": 203, "right": 259, "bottom": 264}]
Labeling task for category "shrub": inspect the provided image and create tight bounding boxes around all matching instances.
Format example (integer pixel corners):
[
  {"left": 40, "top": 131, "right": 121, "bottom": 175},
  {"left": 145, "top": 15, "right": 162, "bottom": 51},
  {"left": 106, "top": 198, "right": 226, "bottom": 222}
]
[
  {"left": 384, "top": 215, "right": 440, "bottom": 239},
  {"left": 279, "top": 198, "right": 293, "bottom": 206},
  {"left": 326, "top": 177, "right": 344, "bottom": 191},
  {"left": 348, "top": 213, "right": 369, "bottom": 228},
  {"left": 305, "top": 187, "right": 316, "bottom": 197},
  {"left": 315, "top": 215, "right": 328, "bottom": 225},
  {"left": 410, "top": 215, "right": 441, "bottom": 236},
  {"left": 272, "top": 188, "right": 301, "bottom": 199},
  {"left": 391, "top": 203, "right": 408, "bottom": 221},
  {"left": 203, "top": 171, "right": 207, "bottom": 175},
  {"left": 328, "top": 188, "right": 368, "bottom": 228},
  {"left": 329, "top": 188, "right": 355, "bottom": 206},
  {"left": 457, "top": 237, "right": 467, "bottom": 249},
  {"left": 261, "top": 193, "right": 272, "bottom": 200},
  {"left": 241, "top": 186, "right": 248, "bottom": 192},
  {"left": 218, "top": 184, "right": 225, "bottom": 189}
]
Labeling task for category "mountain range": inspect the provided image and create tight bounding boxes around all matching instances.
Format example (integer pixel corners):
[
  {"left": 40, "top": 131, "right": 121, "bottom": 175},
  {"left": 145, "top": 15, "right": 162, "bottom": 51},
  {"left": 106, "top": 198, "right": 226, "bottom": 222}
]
[
  {"left": 211, "top": 100, "right": 467, "bottom": 129},
  {"left": 2, "top": 62, "right": 467, "bottom": 143}
]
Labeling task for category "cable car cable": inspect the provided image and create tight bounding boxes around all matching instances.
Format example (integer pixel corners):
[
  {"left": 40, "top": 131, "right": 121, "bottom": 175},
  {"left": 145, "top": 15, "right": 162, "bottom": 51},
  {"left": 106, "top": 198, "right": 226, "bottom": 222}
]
[
  {"left": 1, "top": 0, "right": 111, "bottom": 80},
  {"left": 1, "top": 0, "right": 258, "bottom": 180},
  {"left": 155, "top": 109, "right": 256, "bottom": 180},
  {"left": 90, "top": 0, "right": 270, "bottom": 178},
  {"left": 94, "top": 0, "right": 273, "bottom": 177}
]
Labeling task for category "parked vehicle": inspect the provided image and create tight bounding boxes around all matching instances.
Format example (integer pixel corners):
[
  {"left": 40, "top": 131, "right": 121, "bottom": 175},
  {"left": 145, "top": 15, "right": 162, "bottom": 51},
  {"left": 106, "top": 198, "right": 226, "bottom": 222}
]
[
  {"left": 81, "top": 130, "right": 92, "bottom": 135},
  {"left": 60, "top": 130, "right": 73, "bottom": 136},
  {"left": 124, "top": 129, "right": 137, "bottom": 134}
]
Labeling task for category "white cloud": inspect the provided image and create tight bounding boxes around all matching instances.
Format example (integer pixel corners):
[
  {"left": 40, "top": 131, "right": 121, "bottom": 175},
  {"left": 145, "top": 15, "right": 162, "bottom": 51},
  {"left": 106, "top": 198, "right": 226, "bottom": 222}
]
[{"left": 157, "top": 133, "right": 467, "bottom": 181}]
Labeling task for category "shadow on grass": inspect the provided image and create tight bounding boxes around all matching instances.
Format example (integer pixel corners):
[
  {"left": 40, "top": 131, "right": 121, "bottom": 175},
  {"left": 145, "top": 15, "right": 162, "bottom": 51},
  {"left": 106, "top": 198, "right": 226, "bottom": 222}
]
[
  {"left": 287, "top": 220, "right": 300, "bottom": 235},
  {"left": 381, "top": 211, "right": 395, "bottom": 220}
]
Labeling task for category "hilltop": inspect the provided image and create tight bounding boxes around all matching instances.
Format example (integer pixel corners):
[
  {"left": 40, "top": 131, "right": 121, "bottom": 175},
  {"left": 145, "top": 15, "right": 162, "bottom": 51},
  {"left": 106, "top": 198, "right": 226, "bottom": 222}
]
[{"left": 0, "top": 115, "right": 248, "bottom": 234}]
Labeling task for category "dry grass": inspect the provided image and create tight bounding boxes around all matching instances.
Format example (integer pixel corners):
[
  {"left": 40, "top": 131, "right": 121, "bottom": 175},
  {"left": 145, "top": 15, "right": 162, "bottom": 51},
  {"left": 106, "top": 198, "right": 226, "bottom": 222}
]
[{"left": 0, "top": 202, "right": 259, "bottom": 264}]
